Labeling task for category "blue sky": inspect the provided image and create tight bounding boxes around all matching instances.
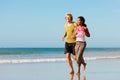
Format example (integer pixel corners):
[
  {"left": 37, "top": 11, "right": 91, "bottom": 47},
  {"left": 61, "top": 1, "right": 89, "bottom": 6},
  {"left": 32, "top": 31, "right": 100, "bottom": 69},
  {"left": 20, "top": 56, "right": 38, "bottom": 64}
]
[{"left": 0, "top": 0, "right": 120, "bottom": 48}]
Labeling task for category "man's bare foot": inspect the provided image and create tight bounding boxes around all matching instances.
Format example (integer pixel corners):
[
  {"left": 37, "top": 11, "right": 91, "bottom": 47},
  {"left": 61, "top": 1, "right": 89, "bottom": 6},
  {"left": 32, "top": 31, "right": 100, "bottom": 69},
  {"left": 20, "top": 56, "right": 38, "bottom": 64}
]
[
  {"left": 83, "top": 63, "right": 87, "bottom": 71},
  {"left": 69, "top": 73, "right": 74, "bottom": 80},
  {"left": 69, "top": 70, "right": 74, "bottom": 74}
]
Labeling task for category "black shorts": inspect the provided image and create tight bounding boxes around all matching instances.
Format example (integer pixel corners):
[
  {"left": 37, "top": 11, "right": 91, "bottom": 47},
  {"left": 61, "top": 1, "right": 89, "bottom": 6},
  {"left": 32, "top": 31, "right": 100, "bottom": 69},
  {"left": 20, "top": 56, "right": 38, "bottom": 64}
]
[{"left": 64, "top": 42, "right": 76, "bottom": 55}]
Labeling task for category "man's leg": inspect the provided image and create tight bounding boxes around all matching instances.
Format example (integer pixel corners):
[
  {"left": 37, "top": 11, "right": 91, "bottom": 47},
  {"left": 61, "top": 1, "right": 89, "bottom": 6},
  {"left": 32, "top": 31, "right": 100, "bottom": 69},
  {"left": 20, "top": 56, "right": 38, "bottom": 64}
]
[{"left": 66, "top": 53, "right": 74, "bottom": 74}]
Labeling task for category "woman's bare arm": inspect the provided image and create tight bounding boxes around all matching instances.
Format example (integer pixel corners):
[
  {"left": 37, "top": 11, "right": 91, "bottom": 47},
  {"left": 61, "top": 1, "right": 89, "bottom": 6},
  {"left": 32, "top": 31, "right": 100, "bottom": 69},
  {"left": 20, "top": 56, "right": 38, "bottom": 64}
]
[{"left": 84, "top": 27, "right": 90, "bottom": 37}]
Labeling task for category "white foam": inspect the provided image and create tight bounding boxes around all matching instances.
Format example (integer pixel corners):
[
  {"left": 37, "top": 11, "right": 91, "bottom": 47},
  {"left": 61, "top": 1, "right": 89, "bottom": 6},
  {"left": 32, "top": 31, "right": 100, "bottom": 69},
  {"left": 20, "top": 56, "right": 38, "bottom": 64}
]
[
  {"left": 0, "top": 58, "right": 67, "bottom": 64},
  {"left": 0, "top": 56, "right": 120, "bottom": 64},
  {"left": 85, "top": 56, "right": 120, "bottom": 60}
]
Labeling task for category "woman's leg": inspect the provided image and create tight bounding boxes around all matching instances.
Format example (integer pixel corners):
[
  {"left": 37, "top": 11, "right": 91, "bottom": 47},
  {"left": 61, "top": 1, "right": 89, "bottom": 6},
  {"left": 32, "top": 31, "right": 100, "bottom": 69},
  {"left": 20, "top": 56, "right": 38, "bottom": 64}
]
[
  {"left": 81, "top": 56, "right": 87, "bottom": 71},
  {"left": 75, "top": 43, "right": 81, "bottom": 73},
  {"left": 76, "top": 42, "right": 86, "bottom": 73}
]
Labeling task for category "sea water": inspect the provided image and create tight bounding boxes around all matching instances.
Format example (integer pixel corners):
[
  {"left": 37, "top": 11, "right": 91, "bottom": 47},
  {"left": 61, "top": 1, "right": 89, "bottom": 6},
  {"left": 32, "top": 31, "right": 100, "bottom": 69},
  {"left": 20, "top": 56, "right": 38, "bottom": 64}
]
[{"left": 0, "top": 48, "right": 120, "bottom": 64}]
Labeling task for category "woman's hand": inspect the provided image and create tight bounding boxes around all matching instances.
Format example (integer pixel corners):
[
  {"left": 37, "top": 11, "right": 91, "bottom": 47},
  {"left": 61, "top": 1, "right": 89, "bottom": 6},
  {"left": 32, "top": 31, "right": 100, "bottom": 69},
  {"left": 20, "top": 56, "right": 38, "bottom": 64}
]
[{"left": 84, "top": 27, "right": 90, "bottom": 37}]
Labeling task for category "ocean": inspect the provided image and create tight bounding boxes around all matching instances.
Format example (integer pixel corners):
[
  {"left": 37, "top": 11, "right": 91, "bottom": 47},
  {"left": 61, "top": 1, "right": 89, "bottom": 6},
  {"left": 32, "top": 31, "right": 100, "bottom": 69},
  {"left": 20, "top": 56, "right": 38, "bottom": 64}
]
[{"left": 0, "top": 48, "right": 120, "bottom": 64}]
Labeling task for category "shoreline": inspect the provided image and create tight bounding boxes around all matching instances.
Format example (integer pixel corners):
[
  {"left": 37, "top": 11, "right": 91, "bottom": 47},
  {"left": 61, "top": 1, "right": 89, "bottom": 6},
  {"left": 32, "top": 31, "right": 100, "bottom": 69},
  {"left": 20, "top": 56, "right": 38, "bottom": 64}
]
[{"left": 0, "top": 59, "right": 120, "bottom": 80}]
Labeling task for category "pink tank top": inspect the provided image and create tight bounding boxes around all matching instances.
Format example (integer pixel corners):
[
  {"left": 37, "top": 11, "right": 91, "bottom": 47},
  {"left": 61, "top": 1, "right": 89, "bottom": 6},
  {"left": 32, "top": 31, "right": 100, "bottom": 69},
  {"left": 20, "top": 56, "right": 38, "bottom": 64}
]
[{"left": 75, "top": 26, "right": 85, "bottom": 42}]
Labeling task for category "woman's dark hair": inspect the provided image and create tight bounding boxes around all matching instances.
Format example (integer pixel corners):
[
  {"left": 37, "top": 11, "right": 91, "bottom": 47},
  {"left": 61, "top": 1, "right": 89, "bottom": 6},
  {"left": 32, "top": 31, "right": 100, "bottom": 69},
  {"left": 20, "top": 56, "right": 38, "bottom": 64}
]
[{"left": 78, "top": 16, "right": 87, "bottom": 27}]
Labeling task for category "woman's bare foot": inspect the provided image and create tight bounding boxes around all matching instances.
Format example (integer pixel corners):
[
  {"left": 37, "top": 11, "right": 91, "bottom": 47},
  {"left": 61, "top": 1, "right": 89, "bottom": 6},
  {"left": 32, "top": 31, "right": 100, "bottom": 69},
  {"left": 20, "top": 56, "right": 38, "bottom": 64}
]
[
  {"left": 83, "top": 63, "right": 87, "bottom": 71},
  {"left": 76, "top": 72, "right": 80, "bottom": 75}
]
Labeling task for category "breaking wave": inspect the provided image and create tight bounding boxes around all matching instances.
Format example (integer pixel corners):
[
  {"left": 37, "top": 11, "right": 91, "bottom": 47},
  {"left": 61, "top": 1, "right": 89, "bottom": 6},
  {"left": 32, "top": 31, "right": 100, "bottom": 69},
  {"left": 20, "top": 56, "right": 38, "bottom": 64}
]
[{"left": 0, "top": 56, "right": 120, "bottom": 64}]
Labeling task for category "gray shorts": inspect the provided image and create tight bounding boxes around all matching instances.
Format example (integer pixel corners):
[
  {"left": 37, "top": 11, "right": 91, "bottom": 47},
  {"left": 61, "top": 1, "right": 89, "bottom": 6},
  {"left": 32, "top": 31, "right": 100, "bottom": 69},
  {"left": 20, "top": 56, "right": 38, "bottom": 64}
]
[{"left": 75, "top": 41, "right": 86, "bottom": 65}]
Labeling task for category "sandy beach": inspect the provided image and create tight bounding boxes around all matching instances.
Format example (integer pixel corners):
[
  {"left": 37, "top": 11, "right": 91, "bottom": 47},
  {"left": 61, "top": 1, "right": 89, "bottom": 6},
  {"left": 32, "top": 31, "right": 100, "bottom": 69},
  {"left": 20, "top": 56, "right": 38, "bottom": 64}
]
[{"left": 0, "top": 59, "right": 120, "bottom": 80}]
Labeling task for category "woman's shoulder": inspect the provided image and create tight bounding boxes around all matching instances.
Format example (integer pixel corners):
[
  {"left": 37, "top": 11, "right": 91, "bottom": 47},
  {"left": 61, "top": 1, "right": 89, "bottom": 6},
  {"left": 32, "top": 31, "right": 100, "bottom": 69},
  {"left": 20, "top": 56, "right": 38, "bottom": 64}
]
[{"left": 82, "top": 26, "right": 88, "bottom": 31}]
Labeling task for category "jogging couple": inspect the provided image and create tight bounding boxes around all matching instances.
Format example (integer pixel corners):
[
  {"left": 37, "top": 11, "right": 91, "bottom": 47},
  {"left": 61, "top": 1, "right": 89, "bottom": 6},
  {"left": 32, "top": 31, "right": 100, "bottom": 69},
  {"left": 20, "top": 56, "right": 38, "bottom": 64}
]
[{"left": 62, "top": 13, "right": 90, "bottom": 74}]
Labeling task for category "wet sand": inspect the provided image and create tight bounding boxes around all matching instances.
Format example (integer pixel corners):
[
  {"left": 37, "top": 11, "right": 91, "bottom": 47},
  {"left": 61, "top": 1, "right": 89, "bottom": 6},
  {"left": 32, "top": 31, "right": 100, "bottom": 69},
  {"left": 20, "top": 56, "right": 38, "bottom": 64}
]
[{"left": 0, "top": 59, "right": 120, "bottom": 80}]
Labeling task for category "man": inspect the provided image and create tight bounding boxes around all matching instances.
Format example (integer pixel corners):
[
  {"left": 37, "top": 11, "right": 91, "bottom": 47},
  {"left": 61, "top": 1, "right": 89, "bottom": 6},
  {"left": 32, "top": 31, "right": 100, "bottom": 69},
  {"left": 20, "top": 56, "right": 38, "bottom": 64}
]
[{"left": 62, "top": 13, "right": 76, "bottom": 74}]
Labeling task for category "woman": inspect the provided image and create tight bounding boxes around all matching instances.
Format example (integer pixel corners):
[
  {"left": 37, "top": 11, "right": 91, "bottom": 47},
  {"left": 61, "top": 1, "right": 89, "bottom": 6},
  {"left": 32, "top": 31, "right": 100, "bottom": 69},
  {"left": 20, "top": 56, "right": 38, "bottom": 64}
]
[{"left": 72, "top": 16, "right": 90, "bottom": 74}]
